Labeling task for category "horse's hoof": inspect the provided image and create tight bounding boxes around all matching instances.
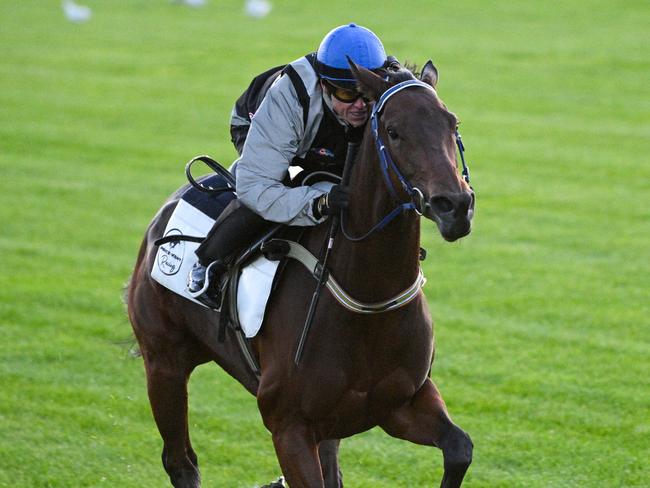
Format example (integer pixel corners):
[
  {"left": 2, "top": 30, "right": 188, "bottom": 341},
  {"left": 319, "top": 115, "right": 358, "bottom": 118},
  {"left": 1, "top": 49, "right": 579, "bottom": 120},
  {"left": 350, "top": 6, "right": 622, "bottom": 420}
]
[{"left": 259, "top": 476, "right": 286, "bottom": 488}]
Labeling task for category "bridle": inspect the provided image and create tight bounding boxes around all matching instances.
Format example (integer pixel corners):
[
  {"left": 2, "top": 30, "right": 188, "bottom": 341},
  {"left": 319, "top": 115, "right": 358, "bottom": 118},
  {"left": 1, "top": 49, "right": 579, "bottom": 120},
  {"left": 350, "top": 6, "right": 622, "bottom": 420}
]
[
  {"left": 295, "top": 79, "right": 472, "bottom": 363},
  {"left": 341, "top": 79, "right": 471, "bottom": 242}
]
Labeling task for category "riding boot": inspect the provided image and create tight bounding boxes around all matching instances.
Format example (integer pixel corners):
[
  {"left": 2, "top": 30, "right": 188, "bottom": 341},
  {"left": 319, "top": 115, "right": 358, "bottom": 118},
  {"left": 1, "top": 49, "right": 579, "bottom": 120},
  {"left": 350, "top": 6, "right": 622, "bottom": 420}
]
[
  {"left": 188, "top": 200, "right": 272, "bottom": 302},
  {"left": 196, "top": 199, "right": 272, "bottom": 265}
]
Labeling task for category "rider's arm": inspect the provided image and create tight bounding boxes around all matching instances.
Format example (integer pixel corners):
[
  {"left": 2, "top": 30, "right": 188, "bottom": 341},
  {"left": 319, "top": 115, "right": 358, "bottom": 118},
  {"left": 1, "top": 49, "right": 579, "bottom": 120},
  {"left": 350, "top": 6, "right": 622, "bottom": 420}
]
[{"left": 235, "top": 74, "right": 327, "bottom": 226}]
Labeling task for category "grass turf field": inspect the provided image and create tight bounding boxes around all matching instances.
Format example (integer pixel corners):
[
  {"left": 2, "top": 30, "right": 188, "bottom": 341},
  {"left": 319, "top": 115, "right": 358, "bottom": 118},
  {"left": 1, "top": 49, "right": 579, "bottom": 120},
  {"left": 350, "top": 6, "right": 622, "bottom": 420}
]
[{"left": 1, "top": 1, "right": 649, "bottom": 486}]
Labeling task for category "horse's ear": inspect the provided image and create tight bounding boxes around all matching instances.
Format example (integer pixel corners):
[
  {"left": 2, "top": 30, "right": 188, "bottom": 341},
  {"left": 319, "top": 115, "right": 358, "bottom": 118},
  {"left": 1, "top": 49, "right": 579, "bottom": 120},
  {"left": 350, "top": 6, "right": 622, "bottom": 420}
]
[
  {"left": 420, "top": 60, "right": 438, "bottom": 89},
  {"left": 347, "top": 56, "right": 389, "bottom": 101}
]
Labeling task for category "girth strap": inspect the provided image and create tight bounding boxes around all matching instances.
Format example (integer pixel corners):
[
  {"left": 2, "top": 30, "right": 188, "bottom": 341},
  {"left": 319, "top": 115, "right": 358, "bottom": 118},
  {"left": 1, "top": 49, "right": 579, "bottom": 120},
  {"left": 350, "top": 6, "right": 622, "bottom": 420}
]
[{"left": 272, "top": 239, "right": 426, "bottom": 314}]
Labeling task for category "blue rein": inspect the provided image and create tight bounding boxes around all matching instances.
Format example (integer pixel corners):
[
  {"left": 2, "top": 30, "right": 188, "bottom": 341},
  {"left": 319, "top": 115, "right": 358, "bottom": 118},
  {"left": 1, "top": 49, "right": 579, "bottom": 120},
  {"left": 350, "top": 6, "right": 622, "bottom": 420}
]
[
  {"left": 456, "top": 130, "right": 471, "bottom": 185},
  {"left": 342, "top": 79, "right": 471, "bottom": 242}
]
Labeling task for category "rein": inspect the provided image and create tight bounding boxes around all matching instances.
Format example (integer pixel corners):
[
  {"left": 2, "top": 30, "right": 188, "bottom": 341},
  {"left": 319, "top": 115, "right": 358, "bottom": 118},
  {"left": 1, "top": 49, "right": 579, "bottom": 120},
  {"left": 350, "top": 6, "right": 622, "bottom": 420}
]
[
  {"left": 185, "top": 155, "right": 236, "bottom": 193},
  {"left": 341, "top": 79, "right": 471, "bottom": 242}
]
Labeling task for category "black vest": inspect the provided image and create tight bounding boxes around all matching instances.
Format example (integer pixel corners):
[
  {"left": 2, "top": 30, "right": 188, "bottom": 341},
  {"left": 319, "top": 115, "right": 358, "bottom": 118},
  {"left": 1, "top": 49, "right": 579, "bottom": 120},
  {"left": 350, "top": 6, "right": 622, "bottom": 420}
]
[{"left": 290, "top": 104, "right": 364, "bottom": 177}]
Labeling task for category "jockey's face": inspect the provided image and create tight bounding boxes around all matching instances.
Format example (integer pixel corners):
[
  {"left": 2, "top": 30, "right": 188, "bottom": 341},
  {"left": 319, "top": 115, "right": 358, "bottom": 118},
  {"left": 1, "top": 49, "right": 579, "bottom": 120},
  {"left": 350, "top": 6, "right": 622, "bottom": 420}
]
[{"left": 321, "top": 81, "right": 369, "bottom": 127}]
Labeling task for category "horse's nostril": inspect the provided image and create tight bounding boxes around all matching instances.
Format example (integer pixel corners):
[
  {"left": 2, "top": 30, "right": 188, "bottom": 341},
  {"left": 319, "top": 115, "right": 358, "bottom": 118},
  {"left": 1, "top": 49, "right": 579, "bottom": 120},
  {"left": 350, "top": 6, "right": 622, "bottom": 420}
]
[{"left": 431, "top": 196, "right": 454, "bottom": 215}]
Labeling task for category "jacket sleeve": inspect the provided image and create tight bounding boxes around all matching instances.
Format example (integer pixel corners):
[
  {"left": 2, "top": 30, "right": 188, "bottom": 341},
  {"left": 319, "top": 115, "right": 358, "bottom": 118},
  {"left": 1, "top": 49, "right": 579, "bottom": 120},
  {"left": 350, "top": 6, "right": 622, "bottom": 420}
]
[{"left": 234, "top": 74, "right": 327, "bottom": 226}]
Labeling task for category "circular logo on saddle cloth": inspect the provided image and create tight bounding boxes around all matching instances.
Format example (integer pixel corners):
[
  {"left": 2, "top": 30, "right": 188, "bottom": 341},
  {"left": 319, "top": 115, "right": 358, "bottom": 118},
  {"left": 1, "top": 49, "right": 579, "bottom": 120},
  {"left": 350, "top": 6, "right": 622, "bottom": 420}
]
[{"left": 157, "top": 228, "right": 185, "bottom": 276}]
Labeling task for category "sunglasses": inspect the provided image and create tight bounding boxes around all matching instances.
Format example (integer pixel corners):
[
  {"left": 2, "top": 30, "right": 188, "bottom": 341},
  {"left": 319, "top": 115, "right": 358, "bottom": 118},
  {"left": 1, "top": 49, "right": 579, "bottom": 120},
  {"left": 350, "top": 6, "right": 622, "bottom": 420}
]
[{"left": 324, "top": 80, "right": 369, "bottom": 104}]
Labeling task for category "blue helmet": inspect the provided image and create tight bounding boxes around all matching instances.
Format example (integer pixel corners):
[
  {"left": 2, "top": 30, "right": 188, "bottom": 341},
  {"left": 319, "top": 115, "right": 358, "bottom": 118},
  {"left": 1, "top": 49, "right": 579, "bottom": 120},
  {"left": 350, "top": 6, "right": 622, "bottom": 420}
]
[{"left": 316, "top": 23, "right": 387, "bottom": 87}]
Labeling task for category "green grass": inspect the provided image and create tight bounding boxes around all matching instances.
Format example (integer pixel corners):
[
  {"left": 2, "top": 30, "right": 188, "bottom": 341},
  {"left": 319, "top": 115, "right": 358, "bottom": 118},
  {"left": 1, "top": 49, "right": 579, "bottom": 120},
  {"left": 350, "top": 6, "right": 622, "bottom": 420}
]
[{"left": 1, "top": 0, "right": 649, "bottom": 486}]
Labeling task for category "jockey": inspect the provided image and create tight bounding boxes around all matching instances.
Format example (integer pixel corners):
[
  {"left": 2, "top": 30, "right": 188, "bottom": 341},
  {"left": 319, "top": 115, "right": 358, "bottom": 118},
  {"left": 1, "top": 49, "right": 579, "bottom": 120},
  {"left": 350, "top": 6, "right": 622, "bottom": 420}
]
[{"left": 188, "top": 23, "right": 393, "bottom": 303}]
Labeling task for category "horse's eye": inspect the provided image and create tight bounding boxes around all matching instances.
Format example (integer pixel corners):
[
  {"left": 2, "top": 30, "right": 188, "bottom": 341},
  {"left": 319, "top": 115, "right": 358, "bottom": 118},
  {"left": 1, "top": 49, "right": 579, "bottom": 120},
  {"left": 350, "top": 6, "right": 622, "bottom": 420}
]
[{"left": 387, "top": 128, "right": 399, "bottom": 140}]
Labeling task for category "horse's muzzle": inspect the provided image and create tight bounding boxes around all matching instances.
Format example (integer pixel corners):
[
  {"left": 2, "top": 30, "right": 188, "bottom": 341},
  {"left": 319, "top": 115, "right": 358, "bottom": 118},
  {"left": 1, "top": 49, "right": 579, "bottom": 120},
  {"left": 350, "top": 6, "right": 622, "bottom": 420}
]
[{"left": 425, "top": 190, "right": 475, "bottom": 242}]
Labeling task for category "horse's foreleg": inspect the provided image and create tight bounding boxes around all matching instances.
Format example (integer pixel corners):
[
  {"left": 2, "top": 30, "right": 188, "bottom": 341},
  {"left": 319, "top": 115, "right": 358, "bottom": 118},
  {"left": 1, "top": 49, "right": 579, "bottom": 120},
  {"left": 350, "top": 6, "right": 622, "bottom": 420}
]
[
  {"left": 271, "top": 423, "right": 325, "bottom": 488},
  {"left": 380, "top": 379, "right": 472, "bottom": 488},
  {"left": 143, "top": 351, "right": 201, "bottom": 488},
  {"left": 319, "top": 439, "right": 343, "bottom": 488}
]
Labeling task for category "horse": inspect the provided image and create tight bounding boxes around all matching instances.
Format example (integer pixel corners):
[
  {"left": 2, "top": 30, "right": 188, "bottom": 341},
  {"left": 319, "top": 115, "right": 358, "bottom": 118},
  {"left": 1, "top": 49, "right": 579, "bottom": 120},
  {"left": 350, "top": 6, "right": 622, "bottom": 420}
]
[{"left": 127, "top": 59, "right": 475, "bottom": 488}]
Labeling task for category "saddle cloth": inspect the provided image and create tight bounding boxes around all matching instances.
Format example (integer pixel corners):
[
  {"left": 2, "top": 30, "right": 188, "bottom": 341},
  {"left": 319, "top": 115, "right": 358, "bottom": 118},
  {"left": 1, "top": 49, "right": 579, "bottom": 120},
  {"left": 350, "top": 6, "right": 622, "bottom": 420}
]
[{"left": 150, "top": 177, "right": 279, "bottom": 338}]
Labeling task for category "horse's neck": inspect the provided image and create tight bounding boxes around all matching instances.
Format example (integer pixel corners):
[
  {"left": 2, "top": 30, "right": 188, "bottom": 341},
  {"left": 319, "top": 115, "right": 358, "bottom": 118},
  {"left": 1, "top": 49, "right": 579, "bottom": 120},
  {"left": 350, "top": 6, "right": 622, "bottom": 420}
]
[{"left": 331, "top": 138, "right": 421, "bottom": 300}]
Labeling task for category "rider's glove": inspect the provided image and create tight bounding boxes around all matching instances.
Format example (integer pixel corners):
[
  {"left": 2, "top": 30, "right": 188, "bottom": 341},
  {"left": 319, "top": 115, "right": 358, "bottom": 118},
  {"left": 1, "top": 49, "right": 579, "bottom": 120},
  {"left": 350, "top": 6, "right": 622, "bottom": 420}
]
[{"left": 312, "top": 185, "right": 350, "bottom": 219}]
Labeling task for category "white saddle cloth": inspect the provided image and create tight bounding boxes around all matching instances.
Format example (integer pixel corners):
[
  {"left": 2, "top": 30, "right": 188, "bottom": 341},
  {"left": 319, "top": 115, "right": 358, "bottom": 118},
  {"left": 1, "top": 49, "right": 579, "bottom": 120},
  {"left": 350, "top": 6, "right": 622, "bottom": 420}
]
[{"left": 150, "top": 199, "right": 279, "bottom": 338}]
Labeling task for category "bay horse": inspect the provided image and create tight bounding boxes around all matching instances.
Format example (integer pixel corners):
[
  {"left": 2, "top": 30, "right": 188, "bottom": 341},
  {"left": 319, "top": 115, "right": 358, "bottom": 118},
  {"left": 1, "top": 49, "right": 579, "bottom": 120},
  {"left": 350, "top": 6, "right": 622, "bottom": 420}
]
[{"left": 127, "top": 60, "right": 475, "bottom": 487}]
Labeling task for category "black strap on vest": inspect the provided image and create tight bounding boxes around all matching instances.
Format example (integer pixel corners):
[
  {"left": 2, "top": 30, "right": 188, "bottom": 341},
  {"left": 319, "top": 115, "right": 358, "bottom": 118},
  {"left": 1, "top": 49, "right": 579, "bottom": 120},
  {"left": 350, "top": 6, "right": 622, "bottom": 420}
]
[{"left": 282, "top": 64, "right": 310, "bottom": 128}]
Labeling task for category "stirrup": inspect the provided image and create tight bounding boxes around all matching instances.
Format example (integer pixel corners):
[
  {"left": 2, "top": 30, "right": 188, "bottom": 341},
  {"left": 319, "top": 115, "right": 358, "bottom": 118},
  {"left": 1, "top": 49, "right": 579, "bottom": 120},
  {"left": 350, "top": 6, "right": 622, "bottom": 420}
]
[
  {"left": 187, "top": 261, "right": 220, "bottom": 298},
  {"left": 187, "top": 261, "right": 225, "bottom": 309},
  {"left": 194, "top": 291, "right": 223, "bottom": 310}
]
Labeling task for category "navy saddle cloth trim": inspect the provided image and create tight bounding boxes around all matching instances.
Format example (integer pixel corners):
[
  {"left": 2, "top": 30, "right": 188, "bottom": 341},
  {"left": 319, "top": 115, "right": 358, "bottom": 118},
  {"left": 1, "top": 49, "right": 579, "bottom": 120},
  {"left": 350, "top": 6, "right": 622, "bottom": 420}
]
[{"left": 181, "top": 174, "right": 237, "bottom": 221}]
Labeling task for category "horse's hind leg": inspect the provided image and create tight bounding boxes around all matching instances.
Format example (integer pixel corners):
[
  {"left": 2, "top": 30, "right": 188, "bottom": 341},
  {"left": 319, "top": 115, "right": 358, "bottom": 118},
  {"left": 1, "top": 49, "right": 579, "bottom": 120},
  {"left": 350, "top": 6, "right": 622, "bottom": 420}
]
[
  {"left": 380, "top": 379, "right": 473, "bottom": 488},
  {"left": 142, "top": 346, "right": 204, "bottom": 488}
]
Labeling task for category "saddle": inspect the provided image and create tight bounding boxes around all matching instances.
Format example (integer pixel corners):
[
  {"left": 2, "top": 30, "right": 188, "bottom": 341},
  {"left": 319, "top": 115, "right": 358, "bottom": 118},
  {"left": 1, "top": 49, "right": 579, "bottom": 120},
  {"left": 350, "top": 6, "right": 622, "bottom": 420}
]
[
  {"left": 158, "top": 161, "right": 315, "bottom": 374},
  {"left": 152, "top": 156, "right": 341, "bottom": 376},
  {"left": 208, "top": 225, "right": 299, "bottom": 375}
]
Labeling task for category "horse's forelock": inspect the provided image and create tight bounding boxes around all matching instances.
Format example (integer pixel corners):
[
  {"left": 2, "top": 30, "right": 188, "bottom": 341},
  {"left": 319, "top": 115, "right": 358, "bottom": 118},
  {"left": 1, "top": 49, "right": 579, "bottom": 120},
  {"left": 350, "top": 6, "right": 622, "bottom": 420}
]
[
  {"left": 384, "top": 64, "right": 417, "bottom": 85},
  {"left": 351, "top": 62, "right": 418, "bottom": 102}
]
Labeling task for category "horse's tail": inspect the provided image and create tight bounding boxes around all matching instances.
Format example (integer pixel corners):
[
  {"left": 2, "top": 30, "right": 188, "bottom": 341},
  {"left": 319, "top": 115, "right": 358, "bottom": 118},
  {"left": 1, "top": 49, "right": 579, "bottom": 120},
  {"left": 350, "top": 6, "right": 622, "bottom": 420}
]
[
  {"left": 124, "top": 233, "right": 150, "bottom": 358},
  {"left": 116, "top": 276, "right": 140, "bottom": 358}
]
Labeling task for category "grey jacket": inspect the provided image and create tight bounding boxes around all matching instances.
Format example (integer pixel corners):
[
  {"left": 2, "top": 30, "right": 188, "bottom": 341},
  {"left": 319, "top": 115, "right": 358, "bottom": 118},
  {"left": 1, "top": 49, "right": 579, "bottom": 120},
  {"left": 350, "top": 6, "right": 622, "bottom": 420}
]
[{"left": 232, "top": 56, "right": 332, "bottom": 226}]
